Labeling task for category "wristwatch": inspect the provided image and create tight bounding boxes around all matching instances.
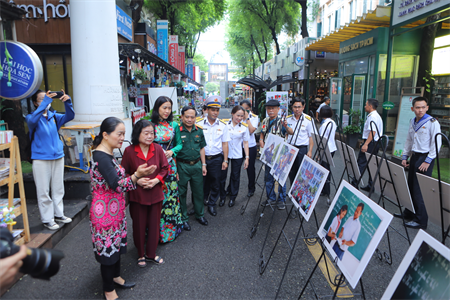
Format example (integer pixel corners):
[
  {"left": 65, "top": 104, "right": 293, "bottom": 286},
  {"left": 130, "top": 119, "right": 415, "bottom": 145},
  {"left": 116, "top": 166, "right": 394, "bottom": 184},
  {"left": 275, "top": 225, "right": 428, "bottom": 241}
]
[
  {"left": 202, "top": 163, "right": 207, "bottom": 166},
  {"left": 224, "top": 160, "right": 228, "bottom": 163}
]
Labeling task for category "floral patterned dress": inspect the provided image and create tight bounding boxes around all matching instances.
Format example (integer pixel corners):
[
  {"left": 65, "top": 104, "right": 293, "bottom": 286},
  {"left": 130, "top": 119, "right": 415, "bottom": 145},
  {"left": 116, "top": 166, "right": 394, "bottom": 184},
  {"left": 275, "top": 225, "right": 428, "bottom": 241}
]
[
  {"left": 155, "top": 120, "right": 183, "bottom": 243},
  {"left": 90, "top": 151, "right": 136, "bottom": 265}
]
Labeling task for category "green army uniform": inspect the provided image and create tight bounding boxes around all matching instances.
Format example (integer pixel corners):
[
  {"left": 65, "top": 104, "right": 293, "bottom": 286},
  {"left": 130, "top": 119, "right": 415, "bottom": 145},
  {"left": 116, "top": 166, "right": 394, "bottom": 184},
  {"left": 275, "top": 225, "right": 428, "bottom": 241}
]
[{"left": 177, "top": 124, "right": 207, "bottom": 222}]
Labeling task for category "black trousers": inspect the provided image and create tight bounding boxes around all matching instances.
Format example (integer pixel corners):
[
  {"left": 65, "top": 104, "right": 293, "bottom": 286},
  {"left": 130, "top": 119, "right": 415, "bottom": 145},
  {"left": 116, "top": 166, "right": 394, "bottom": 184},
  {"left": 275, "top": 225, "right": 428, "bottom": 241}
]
[
  {"left": 245, "top": 146, "right": 257, "bottom": 193},
  {"left": 289, "top": 146, "right": 308, "bottom": 186},
  {"left": 357, "top": 140, "right": 380, "bottom": 187},
  {"left": 321, "top": 151, "right": 336, "bottom": 196},
  {"left": 223, "top": 158, "right": 244, "bottom": 200},
  {"left": 404, "top": 152, "right": 434, "bottom": 227},
  {"left": 100, "top": 258, "right": 121, "bottom": 292},
  {"left": 204, "top": 154, "right": 224, "bottom": 207}
]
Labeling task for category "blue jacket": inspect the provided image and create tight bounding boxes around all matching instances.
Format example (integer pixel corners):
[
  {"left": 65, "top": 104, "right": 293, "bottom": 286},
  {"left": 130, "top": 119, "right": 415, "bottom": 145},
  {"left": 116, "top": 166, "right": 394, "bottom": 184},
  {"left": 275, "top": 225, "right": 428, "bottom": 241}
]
[{"left": 25, "top": 95, "right": 75, "bottom": 160}]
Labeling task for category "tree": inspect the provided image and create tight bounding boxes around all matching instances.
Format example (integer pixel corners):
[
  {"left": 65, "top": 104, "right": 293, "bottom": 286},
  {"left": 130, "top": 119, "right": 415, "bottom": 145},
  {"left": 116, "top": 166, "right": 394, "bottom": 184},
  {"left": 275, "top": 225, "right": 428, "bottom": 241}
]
[
  {"left": 235, "top": 0, "right": 301, "bottom": 55},
  {"left": 193, "top": 53, "right": 208, "bottom": 72},
  {"left": 205, "top": 82, "right": 220, "bottom": 94},
  {"left": 294, "top": 0, "right": 309, "bottom": 38}
]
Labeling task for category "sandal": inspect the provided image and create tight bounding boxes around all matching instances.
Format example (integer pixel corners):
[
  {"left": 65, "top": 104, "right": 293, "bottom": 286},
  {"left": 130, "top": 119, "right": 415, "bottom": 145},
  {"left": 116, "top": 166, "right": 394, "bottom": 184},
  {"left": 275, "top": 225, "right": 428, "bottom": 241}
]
[
  {"left": 145, "top": 255, "right": 165, "bottom": 265},
  {"left": 137, "top": 258, "right": 146, "bottom": 268}
]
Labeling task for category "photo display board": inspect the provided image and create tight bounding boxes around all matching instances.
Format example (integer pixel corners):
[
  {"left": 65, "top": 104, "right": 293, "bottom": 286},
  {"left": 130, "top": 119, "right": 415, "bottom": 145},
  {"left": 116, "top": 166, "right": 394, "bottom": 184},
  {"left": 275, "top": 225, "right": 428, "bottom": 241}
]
[
  {"left": 382, "top": 230, "right": 450, "bottom": 300},
  {"left": 318, "top": 180, "right": 393, "bottom": 288},
  {"left": 270, "top": 142, "right": 299, "bottom": 187},
  {"left": 260, "top": 134, "right": 285, "bottom": 168},
  {"left": 336, "top": 140, "right": 364, "bottom": 186},
  {"left": 289, "top": 156, "right": 329, "bottom": 221},
  {"left": 417, "top": 173, "right": 450, "bottom": 229}
]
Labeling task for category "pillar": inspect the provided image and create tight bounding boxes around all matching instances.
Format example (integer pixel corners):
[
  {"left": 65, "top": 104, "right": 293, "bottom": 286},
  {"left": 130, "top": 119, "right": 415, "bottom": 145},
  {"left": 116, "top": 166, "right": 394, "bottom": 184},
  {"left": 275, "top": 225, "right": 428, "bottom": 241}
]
[{"left": 70, "top": 0, "right": 124, "bottom": 122}]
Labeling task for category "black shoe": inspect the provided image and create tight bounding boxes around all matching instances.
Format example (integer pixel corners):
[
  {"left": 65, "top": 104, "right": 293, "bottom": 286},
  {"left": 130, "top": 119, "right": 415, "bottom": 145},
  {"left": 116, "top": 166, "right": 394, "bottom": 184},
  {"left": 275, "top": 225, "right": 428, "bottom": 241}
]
[
  {"left": 405, "top": 221, "right": 427, "bottom": 230},
  {"left": 219, "top": 199, "right": 225, "bottom": 207},
  {"left": 208, "top": 206, "right": 217, "bottom": 216},
  {"left": 229, "top": 199, "right": 235, "bottom": 207},
  {"left": 393, "top": 212, "right": 413, "bottom": 222},
  {"left": 188, "top": 209, "right": 195, "bottom": 216},
  {"left": 360, "top": 185, "right": 372, "bottom": 192},
  {"left": 247, "top": 191, "right": 255, "bottom": 197},
  {"left": 183, "top": 222, "right": 191, "bottom": 231},
  {"left": 196, "top": 217, "right": 208, "bottom": 226},
  {"left": 114, "top": 280, "right": 136, "bottom": 289}
]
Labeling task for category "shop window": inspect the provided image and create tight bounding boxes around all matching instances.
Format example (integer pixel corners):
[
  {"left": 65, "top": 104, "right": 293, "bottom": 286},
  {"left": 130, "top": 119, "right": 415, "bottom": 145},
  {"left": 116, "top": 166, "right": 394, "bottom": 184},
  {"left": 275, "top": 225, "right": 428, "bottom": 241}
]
[
  {"left": 349, "top": 1, "right": 353, "bottom": 22},
  {"left": 328, "top": 15, "right": 331, "bottom": 33},
  {"left": 317, "top": 22, "right": 322, "bottom": 37},
  {"left": 343, "top": 58, "right": 368, "bottom": 77}
]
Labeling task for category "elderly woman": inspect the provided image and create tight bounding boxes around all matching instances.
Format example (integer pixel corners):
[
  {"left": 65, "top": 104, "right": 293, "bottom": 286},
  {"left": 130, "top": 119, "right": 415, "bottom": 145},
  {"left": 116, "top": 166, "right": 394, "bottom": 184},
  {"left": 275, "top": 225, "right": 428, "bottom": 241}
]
[
  {"left": 121, "top": 120, "right": 168, "bottom": 267},
  {"left": 90, "top": 117, "right": 155, "bottom": 300},
  {"left": 151, "top": 96, "right": 183, "bottom": 242}
]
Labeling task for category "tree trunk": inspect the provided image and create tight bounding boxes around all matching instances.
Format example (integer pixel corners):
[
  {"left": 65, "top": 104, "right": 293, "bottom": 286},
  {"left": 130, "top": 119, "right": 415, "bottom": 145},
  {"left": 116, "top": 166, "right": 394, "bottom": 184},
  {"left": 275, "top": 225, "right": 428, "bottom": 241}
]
[
  {"left": 294, "top": 0, "right": 309, "bottom": 38},
  {"left": 2, "top": 100, "right": 29, "bottom": 161},
  {"left": 130, "top": 0, "right": 144, "bottom": 24},
  {"left": 270, "top": 27, "right": 281, "bottom": 54},
  {"left": 261, "top": 29, "right": 268, "bottom": 62},
  {"left": 251, "top": 34, "right": 264, "bottom": 64},
  {"left": 417, "top": 14, "right": 441, "bottom": 100}
]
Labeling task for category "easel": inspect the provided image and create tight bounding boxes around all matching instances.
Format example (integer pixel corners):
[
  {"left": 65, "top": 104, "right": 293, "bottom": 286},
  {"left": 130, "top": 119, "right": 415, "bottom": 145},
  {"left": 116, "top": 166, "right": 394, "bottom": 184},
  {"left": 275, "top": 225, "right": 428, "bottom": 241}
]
[
  {"left": 293, "top": 238, "right": 366, "bottom": 300},
  {"left": 434, "top": 133, "right": 450, "bottom": 244},
  {"left": 240, "top": 158, "right": 265, "bottom": 215},
  {"left": 0, "top": 137, "right": 30, "bottom": 245}
]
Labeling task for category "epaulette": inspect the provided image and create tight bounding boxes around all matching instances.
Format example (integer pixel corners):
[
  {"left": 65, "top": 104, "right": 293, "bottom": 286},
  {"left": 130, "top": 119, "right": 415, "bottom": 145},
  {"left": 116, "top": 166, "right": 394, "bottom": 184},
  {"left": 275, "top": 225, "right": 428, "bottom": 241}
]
[
  {"left": 222, "top": 118, "right": 230, "bottom": 123},
  {"left": 196, "top": 117, "right": 204, "bottom": 122},
  {"left": 287, "top": 114, "right": 293, "bottom": 118},
  {"left": 304, "top": 115, "right": 312, "bottom": 121},
  {"left": 251, "top": 112, "right": 257, "bottom": 117},
  {"left": 196, "top": 124, "right": 203, "bottom": 130},
  {"left": 431, "top": 118, "right": 436, "bottom": 122},
  {"left": 241, "top": 122, "right": 248, "bottom": 127},
  {"left": 220, "top": 119, "right": 228, "bottom": 124}
]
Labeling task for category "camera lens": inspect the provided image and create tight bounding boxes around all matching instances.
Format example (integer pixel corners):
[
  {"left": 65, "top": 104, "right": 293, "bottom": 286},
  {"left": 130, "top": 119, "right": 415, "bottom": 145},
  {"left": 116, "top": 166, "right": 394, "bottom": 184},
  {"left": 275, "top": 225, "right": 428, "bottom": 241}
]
[{"left": 20, "top": 248, "right": 64, "bottom": 280}]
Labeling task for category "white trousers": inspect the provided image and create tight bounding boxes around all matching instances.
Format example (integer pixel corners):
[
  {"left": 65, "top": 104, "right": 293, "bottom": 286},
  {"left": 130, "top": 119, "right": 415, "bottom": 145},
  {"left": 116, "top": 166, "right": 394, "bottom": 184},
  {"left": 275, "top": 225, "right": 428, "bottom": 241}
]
[{"left": 32, "top": 158, "right": 65, "bottom": 223}]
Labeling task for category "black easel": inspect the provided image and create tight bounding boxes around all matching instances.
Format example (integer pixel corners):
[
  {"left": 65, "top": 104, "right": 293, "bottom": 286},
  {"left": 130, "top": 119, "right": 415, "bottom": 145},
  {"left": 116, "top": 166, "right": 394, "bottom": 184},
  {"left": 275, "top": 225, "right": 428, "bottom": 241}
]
[
  {"left": 434, "top": 132, "right": 450, "bottom": 244},
  {"left": 240, "top": 159, "right": 266, "bottom": 215}
]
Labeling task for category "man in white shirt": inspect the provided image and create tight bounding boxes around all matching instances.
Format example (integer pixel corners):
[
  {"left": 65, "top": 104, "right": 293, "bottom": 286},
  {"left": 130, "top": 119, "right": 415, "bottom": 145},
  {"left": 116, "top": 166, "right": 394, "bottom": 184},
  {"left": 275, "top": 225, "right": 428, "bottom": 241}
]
[
  {"left": 332, "top": 203, "right": 364, "bottom": 260},
  {"left": 240, "top": 100, "right": 259, "bottom": 197},
  {"left": 397, "top": 97, "right": 441, "bottom": 230},
  {"left": 316, "top": 96, "right": 330, "bottom": 123},
  {"left": 357, "top": 98, "right": 383, "bottom": 191},
  {"left": 196, "top": 96, "right": 231, "bottom": 217}
]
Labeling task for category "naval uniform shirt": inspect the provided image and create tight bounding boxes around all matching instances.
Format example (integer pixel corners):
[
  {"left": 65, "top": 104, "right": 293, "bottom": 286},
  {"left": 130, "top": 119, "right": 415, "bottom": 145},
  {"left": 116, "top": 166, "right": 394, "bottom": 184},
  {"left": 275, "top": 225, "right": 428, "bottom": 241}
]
[
  {"left": 363, "top": 111, "right": 383, "bottom": 141},
  {"left": 244, "top": 113, "right": 259, "bottom": 148},
  {"left": 226, "top": 120, "right": 250, "bottom": 159},
  {"left": 286, "top": 113, "right": 313, "bottom": 146},
  {"left": 319, "top": 118, "right": 337, "bottom": 152},
  {"left": 195, "top": 117, "right": 230, "bottom": 156},
  {"left": 402, "top": 114, "right": 441, "bottom": 164},
  {"left": 178, "top": 125, "right": 207, "bottom": 161}
]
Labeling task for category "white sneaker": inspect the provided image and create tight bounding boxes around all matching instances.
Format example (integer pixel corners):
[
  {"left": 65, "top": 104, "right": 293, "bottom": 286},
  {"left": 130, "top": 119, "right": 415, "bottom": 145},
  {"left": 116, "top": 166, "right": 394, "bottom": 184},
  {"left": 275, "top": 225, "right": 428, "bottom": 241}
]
[
  {"left": 55, "top": 216, "right": 72, "bottom": 223},
  {"left": 43, "top": 221, "right": 60, "bottom": 230}
]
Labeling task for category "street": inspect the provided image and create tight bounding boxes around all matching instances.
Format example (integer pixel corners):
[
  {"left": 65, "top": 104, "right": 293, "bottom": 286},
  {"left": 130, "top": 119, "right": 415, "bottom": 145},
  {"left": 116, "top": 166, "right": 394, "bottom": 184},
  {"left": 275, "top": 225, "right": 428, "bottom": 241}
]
[{"left": 3, "top": 108, "right": 449, "bottom": 299}]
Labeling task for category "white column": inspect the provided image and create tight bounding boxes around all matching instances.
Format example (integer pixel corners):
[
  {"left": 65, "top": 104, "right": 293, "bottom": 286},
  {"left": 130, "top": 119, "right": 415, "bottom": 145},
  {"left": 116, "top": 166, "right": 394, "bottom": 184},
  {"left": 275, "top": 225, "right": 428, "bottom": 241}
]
[{"left": 70, "top": 0, "right": 124, "bottom": 122}]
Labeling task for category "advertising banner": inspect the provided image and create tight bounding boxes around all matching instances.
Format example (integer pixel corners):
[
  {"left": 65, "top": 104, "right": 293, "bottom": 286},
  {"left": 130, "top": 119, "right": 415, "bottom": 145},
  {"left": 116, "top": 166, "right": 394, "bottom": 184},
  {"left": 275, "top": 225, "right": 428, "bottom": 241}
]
[
  {"left": 169, "top": 35, "right": 178, "bottom": 69},
  {"left": 194, "top": 66, "right": 200, "bottom": 83},
  {"left": 116, "top": 6, "right": 133, "bottom": 41},
  {"left": 178, "top": 46, "right": 185, "bottom": 73},
  {"left": 157, "top": 20, "right": 169, "bottom": 62},
  {"left": 187, "top": 58, "right": 194, "bottom": 79}
]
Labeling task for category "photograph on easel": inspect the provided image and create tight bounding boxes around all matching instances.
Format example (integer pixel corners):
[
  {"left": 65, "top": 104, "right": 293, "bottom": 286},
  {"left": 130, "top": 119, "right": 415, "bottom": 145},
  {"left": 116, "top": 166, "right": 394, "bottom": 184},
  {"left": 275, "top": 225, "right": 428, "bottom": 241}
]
[
  {"left": 318, "top": 180, "right": 393, "bottom": 288},
  {"left": 288, "top": 156, "right": 328, "bottom": 221},
  {"left": 381, "top": 230, "right": 450, "bottom": 300},
  {"left": 270, "top": 142, "right": 299, "bottom": 187},
  {"left": 260, "top": 133, "right": 284, "bottom": 168}
]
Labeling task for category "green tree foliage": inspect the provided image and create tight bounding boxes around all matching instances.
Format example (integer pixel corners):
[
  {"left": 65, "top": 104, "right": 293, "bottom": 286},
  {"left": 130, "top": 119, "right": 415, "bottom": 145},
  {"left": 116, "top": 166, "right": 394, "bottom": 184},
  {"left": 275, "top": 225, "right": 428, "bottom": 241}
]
[
  {"left": 193, "top": 53, "right": 209, "bottom": 72},
  {"left": 144, "top": 0, "right": 226, "bottom": 59},
  {"left": 205, "top": 82, "right": 220, "bottom": 94}
]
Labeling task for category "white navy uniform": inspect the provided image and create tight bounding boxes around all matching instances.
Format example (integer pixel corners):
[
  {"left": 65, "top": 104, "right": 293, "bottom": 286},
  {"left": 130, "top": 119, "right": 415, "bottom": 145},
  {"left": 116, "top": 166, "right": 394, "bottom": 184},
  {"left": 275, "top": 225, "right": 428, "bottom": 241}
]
[
  {"left": 226, "top": 120, "right": 250, "bottom": 159},
  {"left": 319, "top": 118, "right": 337, "bottom": 153},
  {"left": 245, "top": 112, "right": 259, "bottom": 148},
  {"left": 196, "top": 118, "right": 231, "bottom": 156},
  {"left": 401, "top": 114, "right": 441, "bottom": 228},
  {"left": 244, "top": 112, "right": 259, "bottom": 195},
  {"left": 362, "top": 111, "right": 383, "bottom": 141},
  {"left": 316, "top": 102, "right": 327, "bottom": 115}
]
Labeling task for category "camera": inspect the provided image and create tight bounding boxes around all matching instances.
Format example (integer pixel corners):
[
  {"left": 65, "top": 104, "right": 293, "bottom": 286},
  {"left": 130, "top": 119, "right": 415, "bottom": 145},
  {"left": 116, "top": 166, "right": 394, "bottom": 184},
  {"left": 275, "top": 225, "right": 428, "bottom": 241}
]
[
  {"left": 0, "top": 228, "right": 64, "bottom": 280},
  {"left": 49, "top": 91, "right": 64, "bottom": 98}
]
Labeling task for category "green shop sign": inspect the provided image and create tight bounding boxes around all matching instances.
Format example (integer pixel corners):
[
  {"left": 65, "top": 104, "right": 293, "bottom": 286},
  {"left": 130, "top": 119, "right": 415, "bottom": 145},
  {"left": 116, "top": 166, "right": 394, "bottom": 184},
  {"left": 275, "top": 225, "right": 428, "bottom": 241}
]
[{"left": 382, "top": 101, "right": 395, "bottom": 110}]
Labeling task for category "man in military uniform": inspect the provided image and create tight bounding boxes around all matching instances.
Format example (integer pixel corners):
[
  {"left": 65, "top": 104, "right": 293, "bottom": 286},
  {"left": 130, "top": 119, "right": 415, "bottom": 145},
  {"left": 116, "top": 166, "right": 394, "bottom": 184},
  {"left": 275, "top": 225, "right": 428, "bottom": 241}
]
[
  {"left": 260, "top": 99, "right": 287, "bottom": 209},
  {"left": 397, "top": 96, "right": 441, "bottom": 230},
  {"left": 196, "top": 96, "right": 230, "bottom": 217},
  {"left": 177, "top": 106, "right": 208, "bottom": 231},
  {"left": 283, "top": 98, "right": 314, "bottom": 198},
  {"left": 241, "top": 99, "right": 260, "bottom": 197}
]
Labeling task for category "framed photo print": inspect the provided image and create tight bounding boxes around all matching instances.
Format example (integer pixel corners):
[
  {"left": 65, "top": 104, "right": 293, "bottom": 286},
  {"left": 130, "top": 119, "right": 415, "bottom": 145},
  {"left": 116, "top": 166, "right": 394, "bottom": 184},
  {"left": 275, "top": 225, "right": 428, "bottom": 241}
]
[
  {"left": 260, "top": 133, "right": 284, "bottom": 168},
  {"left": 318, "top": 180, "right": 393, "bottom": 288},
  {"left": 270, "top": 142, "right": 299, "bottom": 187},
  {"left": 288, "top": 156, "right": 328, "bottom": 221}
]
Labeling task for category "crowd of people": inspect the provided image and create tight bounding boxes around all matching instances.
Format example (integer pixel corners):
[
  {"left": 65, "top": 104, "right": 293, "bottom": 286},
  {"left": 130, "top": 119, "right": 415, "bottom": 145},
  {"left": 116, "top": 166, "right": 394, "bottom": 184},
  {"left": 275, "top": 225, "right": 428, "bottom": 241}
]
[{"left": 14, "top": 90, "right": 441, "bottom": 300}]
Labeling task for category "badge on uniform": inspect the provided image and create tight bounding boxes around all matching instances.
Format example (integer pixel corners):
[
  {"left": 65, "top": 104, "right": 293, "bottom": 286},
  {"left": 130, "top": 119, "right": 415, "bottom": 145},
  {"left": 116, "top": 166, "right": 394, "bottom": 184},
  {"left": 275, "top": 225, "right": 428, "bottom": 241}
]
[
  {"left": 195, "top": 135, "right": 199, "bottom": 138},
  {"left": 181, "top": 135, "right": 186, "bottom": 138}
]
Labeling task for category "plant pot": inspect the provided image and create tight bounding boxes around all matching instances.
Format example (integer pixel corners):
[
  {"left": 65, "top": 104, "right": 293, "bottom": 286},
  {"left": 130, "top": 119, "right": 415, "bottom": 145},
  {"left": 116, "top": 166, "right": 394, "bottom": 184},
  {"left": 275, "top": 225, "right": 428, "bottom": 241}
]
[
  {"left": 136, "top": 79, "right": 142, "bottom": 84},
  {"left": 346, "top": 133, "right": 360, "bottom": 149}
]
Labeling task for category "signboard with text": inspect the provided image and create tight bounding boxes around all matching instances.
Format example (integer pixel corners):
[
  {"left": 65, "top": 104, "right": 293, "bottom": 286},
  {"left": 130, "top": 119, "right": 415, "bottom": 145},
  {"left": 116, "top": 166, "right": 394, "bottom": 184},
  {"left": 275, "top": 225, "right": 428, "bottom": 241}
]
[
  {"left": 392, "top": 0, "right": 447, "bottom": 27},
  {"left": 116, "top": 6, "right": 132, "bottom": 41},
  {"left": 178, "top": 46, "right": 185, "bottom": 73},
  {"left": 169, "top": 35, "right": 178, "bottom": 69},
  {"left": 157, "top": 20, "right": 169, "bottom": 62}
]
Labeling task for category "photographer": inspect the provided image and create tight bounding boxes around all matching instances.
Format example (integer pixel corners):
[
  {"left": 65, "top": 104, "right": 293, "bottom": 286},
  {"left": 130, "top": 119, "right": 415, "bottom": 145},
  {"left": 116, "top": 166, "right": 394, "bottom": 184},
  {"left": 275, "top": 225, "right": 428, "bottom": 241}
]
[
  {"left": 0, "top": 243, "right": 27, "bottom": 286},
  {"left": 26, "top": 90, "right": 75, "bottom": 230}
]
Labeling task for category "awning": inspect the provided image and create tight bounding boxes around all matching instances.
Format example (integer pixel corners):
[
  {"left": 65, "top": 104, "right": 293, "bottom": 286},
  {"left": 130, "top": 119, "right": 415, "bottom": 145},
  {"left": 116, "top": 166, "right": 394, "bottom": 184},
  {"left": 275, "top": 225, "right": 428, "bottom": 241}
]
[{"left": 305, "top": 6, "right": 423, "bottom": 53}]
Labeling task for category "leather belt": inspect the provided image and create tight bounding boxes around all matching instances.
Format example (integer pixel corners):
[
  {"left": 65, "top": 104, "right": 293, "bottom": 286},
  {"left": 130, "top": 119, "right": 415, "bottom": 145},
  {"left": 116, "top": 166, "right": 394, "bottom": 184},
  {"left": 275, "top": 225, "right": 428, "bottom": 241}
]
[
  {"left": 294, "top": 145, "right": 308, "bottom": 149},
  {"left": 177, "top": 157, "right": 201, "bottom": 165},
  {"left": 412, "top": 151, "right": 428, "bottom": 156},
  {"left": 205, "top": 153, "right": 222, "bottom": 160}
]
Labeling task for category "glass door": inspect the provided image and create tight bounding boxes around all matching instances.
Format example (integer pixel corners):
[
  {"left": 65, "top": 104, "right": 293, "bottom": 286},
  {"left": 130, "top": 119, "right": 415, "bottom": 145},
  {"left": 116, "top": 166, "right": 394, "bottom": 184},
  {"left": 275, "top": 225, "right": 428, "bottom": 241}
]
[
  {"left": 329, "top": 77, "right": 342, "bottom": 121},
  {"left": 351, "top": 74, "right": 367, "bottom": 125}
]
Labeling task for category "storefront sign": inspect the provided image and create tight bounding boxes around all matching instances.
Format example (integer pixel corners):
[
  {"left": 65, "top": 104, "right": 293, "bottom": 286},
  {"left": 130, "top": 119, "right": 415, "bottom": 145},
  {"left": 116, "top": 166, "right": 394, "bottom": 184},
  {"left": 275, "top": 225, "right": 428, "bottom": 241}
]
[
  {"left": 339, "top": 37, "right": 374, "bottom": 54},
  {"left": 316, "top": 51, "right": 326, "bottom": 58},
  {"left": 17, "top": 0, "right": 70, "bottom": 22},
  {"left": 178, "top": 46, "right": 185, "bottom": 73},
  {"left": 169, "top": 35, "right": 178, "bottom": 69},
  {"left": 0, "top": 41, "right": 43, "bottom": 100},
  {"left": 187, "top": 58, "right": 194, "bottom": 79},
  {"left": 392, "top": 0, "right": 447, "bottom": 27},
  {"left": 157, "top": 20, "right": 169, "bottom": 62},
  {"left": 295, "top": 56, "right": 304, "bottom": 66},
  {"left": 116, "top": 6, "right": 132, "bottom": 41},
  {"left": 382, "top": 101, "right": 395, "bottom": 110}
]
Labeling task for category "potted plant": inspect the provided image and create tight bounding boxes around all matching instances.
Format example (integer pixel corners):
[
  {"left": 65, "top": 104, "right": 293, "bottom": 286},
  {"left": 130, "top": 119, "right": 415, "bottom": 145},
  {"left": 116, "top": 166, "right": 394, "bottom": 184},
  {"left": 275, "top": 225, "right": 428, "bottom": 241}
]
[
  {"left": 343, "top": 108, "right": 362, "bottom": 148},
  {"left": 134, "top": 69, "right": 147, "bottom": 84}
]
